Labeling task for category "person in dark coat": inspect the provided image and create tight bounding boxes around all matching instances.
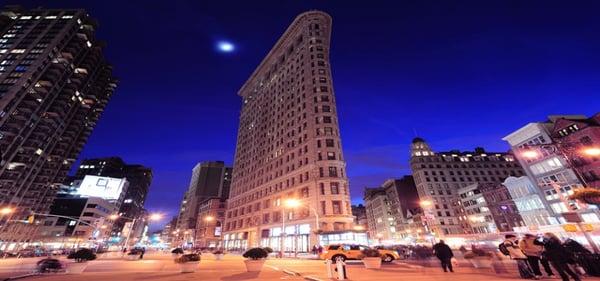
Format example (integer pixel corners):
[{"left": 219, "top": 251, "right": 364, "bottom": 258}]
[
  {"left": 535, "top": 233, "right": 581, "bottom": 281},
  {"left": 433, "top": 240, "right": 454, "bottom": 272}
]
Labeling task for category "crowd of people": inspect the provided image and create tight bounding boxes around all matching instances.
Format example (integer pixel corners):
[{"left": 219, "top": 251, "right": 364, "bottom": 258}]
[
  {"left": 501, "top": 233, "right": 596, "bottom": 281},
  {"left": 427, "top": 233, "right": 598, "bottom": 281}
]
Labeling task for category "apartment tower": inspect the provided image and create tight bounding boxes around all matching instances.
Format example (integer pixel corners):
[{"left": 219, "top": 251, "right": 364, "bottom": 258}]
[
  {"left": 410, "top": 137, "right": 525, "bottom": 236},
  {"left": 175, "top": 161, "right": 231, "bottom": 246},
  {"left": 0, "top": 7, "right": 117, "bottom": 246},
  {"left": 223, "top": 11, "right": 353, "bottom": 252}
]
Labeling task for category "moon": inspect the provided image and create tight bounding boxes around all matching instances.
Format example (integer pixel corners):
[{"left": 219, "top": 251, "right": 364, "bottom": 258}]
[{"left": 217, "top": 41, "right": 235, "bottom": 53}]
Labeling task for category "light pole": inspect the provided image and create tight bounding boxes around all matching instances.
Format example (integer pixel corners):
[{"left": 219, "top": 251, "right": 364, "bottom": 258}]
[
  {"left": 283, "top": 199, "right": 320, "bottom": 257},
  {"left": 204, "top": 215, "right": 223, "bottom": 248},
  {"left": 420, "top": 200, "right": 436, "bottom": 245}
]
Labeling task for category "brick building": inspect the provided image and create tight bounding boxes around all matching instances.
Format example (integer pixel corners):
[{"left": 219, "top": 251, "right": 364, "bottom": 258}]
[{"left": 223, "top": 11, "right": 354, "bottom": 252}]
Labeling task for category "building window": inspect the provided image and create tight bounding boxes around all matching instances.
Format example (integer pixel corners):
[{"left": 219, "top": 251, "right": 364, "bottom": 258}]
[
  {"left": 330, "top": 182, "right": 339, "bottom": 194},
  {"left": 301, "top": 187, "right": 309, "bottom": 198},
  {"left": 332, "top": 201, "right": 342, "bottom": 214},
  {"left": 328, "top": 167, "right": 338, "bottom": 177},
  {"left": 321, "top": 201, "right": 327, "bottom": 215},
  {"left": 327, "top": 152, "right": 336, "bottom": 160},
  {"left": 325, "top": 139, "right": 334, "bottom": 147}
]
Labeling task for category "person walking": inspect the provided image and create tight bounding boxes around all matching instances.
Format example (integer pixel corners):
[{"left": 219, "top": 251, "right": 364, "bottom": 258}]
[
  {"left": 139, "top": 247, "right": 145, "bottom": 259},
  {"left": 433, "top": 240, "right": 454, "bottom": 272},
  {"left": 502, "top": 234, "right": 537, "bottom": 279},
  {"left": 519, "top": 234, "right": 554, "bottom": 278},
  {"left": 535, "top": 233, "right": 581, "bottom": 281}
]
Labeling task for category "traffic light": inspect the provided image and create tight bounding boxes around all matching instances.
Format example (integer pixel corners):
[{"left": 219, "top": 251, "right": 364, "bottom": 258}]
[{"left": 27, "top": 215, "right": 34, "bottom": 224}]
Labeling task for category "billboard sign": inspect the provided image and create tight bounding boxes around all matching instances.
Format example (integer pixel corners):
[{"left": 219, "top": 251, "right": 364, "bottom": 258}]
[{"left": 77, "top": 175, "right": 126, "bottom": 200}]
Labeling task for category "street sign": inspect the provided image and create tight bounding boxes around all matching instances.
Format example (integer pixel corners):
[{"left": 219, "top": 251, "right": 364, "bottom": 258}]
[{"left": 562, "top": 212, "right": 583, "bottom": 223}]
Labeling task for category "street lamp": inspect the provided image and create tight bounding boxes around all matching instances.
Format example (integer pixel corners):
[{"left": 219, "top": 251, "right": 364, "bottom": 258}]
[
  {"left": 0, "top": 207, "right": 14, "bottom": 216},
  {"left": 582, "top": 147, "right": 600, "bottom": 157},
  {"left": 202, "top": 215, "right": 222, "bottom": 248},
  {"left": 521, "top": 150, "right": 539, "bottom": 159},
  {"left": 281, "top": 198, "right": 320, "bottom": 257},
  {"left": 419, "top": 200, "right": 436, "bottom": 245},
  {"left": 420, "top": 200, "right": 432, "bottom": 208}
]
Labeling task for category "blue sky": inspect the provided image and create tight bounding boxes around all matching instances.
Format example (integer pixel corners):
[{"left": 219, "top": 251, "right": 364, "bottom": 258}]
[{"left": 16, "top": 0, "right": 600, "bottom": 229}]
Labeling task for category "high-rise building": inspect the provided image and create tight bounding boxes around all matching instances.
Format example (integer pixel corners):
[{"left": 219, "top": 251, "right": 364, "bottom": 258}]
[
  {"left": 364, "top": 188, "right": 394, "bottom": 241},
  {"left": 73, "top": 157, "right": 152, "bottom": 237},
  {"left": 382, "top": 177, "right": 420, "bottom": 227},
  {"left": 175, "top": 161, "right": 231, "bottom": 245},
  {"left": 409, "top": 137, "right": 526, "bottom": 235},
  {"left": 223, "top": 11, "right": 354, "bottom": 252},
  {"left": 0, "top": 7, "right": 117, "bottom": 244},
  {"left": 160, "top": 216, "right": 178, "bottom": 246},
  {"left": 363, "top": 177, "right": 419, "bottom": 242},
  {"left": 351, "top": 204, "right": 367, "bottom": 230},
  {"left": 503, "top": 115, "right": 600, "bottom": 223},
  {"left": 456, "top": 183, "right": 495, "bottom": 233}
]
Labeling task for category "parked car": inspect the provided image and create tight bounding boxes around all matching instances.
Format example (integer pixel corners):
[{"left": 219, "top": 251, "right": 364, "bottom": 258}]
[{"left": 319, "top": 244, "right": 400, "bottom": 262}]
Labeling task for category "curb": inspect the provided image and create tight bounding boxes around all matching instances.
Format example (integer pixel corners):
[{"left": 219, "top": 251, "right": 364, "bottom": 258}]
[
  {"left": 282, "top": 269, "right": 301, "bottom": 276},
  {"left": 303, "top": 275, "right": 324, "bottom": 281}
]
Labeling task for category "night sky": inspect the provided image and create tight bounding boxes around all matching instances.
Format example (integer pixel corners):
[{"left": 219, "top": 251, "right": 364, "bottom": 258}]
[{"left": 13, "top": 1, "right": 600, "bottom": 229}]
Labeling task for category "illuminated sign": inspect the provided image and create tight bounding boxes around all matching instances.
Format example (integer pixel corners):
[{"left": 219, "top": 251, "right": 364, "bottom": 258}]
[{"left": 76, "top": 175, "right": 126, "bottom": 200}]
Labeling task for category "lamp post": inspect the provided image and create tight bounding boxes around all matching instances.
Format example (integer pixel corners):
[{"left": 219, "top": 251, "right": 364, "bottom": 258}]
[
  {"left": 419, "top": 200, "right": 436, "bottom": 245},
  {"left": 203, "top": 215, "right": 223, "bottom": 248},
  {"left": 283, "top": 199, "right": 320, "bottom": 257}
]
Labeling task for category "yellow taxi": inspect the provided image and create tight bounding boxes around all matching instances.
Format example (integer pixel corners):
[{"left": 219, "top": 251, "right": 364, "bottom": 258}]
[{"left": 319, "top": 244, "right": 400, "bottom": 262}]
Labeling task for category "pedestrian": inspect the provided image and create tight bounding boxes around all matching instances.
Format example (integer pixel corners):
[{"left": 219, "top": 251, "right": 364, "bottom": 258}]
[
  {"left": 501, "top": 234, "right": 536, "bottom": 279},
  {"left": 139, "top": 247, "right": 145, "bottom": 259},
  {"left": 433, "top": 240, "right": 454, "bottom": 272},
  {"left": 318, "top": 245, "right": 323, "bottom": 255},
  {"left": 312, "top": 245, "right": 318, "bottom": 255},
  {"left": 519, "top": 234, "right": 554, "bottom": 278},
  {"left": 534, "top": 233, "right": 581, "bottom": 281}
]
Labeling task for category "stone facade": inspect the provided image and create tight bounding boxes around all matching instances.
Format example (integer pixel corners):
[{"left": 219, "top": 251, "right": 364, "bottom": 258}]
[
  {"left": 410, "top": 137, "right": 525, "bottom": 235},
  {"left": 223, "top": 11, "right": 353, "bottom": 252}
]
